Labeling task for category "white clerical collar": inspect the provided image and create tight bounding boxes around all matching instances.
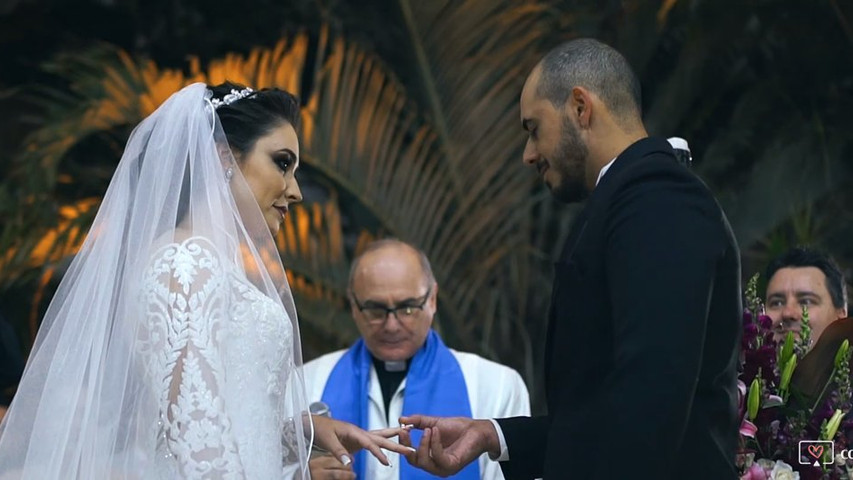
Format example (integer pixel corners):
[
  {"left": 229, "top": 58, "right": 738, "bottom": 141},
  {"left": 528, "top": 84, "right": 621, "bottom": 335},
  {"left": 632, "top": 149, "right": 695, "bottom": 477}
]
[{"left": 595, "top": 157, "right": 617, "bottom": 186}]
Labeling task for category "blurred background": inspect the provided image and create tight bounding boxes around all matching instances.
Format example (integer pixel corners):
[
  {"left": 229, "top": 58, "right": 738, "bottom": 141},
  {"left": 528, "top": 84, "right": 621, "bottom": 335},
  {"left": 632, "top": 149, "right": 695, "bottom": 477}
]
[{"left": 1, "top": 0, "right": 851, "bottom": 412}]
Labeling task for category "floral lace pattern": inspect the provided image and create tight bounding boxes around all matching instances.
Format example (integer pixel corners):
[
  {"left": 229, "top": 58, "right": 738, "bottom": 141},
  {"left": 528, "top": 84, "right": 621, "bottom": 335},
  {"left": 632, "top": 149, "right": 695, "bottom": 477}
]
[{"left": 138, "top": 237, "right": 296, "bottom": 478}]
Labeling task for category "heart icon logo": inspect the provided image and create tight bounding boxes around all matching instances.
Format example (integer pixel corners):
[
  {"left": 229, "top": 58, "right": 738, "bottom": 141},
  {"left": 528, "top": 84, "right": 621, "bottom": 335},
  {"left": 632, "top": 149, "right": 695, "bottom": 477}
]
[{"left": 807, "top": 444, "right": 824, "bottom": 459}]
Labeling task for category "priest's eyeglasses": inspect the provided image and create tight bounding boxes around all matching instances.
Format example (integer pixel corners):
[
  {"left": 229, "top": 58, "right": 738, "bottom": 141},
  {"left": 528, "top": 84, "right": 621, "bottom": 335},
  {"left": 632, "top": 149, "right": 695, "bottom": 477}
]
[{"left": 351, "top": 287, "right": 432, "bottom": 325}]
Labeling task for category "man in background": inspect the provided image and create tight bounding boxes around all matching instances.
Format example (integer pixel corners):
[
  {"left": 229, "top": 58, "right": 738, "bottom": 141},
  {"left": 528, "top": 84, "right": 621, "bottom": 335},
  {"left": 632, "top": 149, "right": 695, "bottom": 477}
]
[{"left": 765, "top": 246, "right": 849, "bottom": 344}]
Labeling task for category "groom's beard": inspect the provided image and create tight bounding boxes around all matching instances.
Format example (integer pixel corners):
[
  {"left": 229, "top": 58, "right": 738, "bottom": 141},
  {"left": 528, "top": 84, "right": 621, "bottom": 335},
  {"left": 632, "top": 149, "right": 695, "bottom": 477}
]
[{"left": 549, "top": 115, "right": 589, "bottom": 204}]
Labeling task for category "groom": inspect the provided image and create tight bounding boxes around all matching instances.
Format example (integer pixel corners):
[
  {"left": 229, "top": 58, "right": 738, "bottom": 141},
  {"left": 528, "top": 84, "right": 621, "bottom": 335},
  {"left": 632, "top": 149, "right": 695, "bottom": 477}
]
[{"left": 400, "top": 38, "right": 742, "bottom": 479}]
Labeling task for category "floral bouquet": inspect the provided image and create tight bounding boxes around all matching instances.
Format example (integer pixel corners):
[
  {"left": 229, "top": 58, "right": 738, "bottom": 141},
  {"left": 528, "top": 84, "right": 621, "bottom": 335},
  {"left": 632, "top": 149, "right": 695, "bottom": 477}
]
[{"left": 738, "top": 274, "right": 853, "bottom": 480}]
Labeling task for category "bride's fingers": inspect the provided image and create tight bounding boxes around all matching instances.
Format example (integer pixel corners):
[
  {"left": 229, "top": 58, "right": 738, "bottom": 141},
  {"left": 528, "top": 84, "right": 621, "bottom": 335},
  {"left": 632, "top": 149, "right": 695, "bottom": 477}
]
[
  {"left": 370, "top": 434, "right": 417, "bottom": 456},
  {"left": 369, "top": 426, "right": 407, "bottom": 438},
  {"left": 360, "top": 435, "right": 392, "bottom": 466},
  {"left": 318, "top": 433, "right": 354, "bottom": 471}
]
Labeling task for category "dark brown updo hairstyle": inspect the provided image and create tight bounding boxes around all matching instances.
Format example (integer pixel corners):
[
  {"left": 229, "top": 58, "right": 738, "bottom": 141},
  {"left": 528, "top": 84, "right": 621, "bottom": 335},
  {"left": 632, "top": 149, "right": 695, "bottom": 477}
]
[{"left": 207, "top": 81, "right": 301, "bottom": 158}]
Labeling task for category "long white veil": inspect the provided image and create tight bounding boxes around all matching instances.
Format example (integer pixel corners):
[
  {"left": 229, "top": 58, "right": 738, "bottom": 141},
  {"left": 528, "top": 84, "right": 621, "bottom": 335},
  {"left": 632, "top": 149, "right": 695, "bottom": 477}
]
[{"left": 0, "top": 83, "right": 311, "bottom": 478}]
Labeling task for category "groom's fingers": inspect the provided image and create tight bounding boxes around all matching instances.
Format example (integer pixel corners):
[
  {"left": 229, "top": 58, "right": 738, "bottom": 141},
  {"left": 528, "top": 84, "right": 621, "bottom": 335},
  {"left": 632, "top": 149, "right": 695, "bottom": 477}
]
[
  {"left": 431, "top": 426, "right": 447, "bottom": 464},
  {"left": 431, "top": 426, "right": 458, "bottom": 473},
  {"left": 398, "top": 428, "right": 422, "bottom": 469},
  {"left": 399, "top": 414, "right": 437, "bottom": 430},
  {"left": 398, "top": 427, "right": 413, "bottom": 449},
  {"left": 398, "top": 427, "right": 430, "bottom": 467},
  {"left": 415, "top": 427, "right": 435, "bottom": 466}
]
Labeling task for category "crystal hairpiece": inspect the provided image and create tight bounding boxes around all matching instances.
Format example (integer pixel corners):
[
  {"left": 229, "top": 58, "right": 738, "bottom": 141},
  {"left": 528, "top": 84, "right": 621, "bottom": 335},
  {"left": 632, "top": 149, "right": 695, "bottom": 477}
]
[{"left": 210, "top": 87, "right": 255, "bottom": 109}]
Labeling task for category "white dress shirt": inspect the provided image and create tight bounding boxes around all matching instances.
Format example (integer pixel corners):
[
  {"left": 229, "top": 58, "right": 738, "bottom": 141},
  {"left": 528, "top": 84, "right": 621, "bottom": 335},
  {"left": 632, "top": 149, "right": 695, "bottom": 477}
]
[{"left": 596, "top": 157, "right": 617, "bottom": 186}]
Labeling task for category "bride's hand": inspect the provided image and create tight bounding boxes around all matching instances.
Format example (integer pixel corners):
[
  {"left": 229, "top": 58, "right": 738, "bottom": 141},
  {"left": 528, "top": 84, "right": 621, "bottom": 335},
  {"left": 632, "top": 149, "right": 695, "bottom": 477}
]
[{"left": 311, "top": 415, "right": 415, "bottom": 466}]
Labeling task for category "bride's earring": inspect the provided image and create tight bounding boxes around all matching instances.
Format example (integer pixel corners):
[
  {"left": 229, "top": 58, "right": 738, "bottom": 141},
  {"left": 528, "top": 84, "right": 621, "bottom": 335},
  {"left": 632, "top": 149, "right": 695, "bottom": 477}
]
[{"left": 225, "top": 166, "right": 234, "bottom": 182}]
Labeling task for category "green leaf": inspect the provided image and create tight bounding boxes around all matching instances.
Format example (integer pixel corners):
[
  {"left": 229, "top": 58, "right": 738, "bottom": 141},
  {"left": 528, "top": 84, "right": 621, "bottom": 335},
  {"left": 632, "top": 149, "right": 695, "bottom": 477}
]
[{"left": 747, "top": 378, "right": 761, "bottom": 421}]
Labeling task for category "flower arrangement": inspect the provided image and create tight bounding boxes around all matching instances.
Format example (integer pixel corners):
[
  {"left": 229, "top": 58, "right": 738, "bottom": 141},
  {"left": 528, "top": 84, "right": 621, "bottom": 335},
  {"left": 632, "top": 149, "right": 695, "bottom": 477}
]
[{"left": 738, "top": 274, "right": 853, "bottom": 480}]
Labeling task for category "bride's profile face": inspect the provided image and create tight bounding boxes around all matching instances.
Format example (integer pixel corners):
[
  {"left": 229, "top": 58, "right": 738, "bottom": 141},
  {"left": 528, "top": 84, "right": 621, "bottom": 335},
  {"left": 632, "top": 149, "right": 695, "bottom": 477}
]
[{"left": 237, "top": 122, "right": 303, "bottom": 234}]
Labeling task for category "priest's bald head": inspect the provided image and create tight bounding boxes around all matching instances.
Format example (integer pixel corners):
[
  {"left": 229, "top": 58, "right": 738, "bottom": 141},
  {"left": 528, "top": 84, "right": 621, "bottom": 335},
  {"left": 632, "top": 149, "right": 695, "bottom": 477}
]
[{"left": 347, "top": 239, "right": 438, "bottom": 362}]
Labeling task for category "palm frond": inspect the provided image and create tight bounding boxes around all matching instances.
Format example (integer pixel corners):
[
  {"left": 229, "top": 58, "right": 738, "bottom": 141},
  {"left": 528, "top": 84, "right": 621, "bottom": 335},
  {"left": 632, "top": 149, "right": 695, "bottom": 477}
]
[
  {"left": 719, "top": 131, "right": 850, "bottom": 250},
  {"left": 388, "top": 0, "right": 563, "bottom": 359},
  {"left": 1, "top": 36, "right": 315, "bottom": 282},
  {"left": 303, "top": 38, "right": 453, "bottom": 243}
]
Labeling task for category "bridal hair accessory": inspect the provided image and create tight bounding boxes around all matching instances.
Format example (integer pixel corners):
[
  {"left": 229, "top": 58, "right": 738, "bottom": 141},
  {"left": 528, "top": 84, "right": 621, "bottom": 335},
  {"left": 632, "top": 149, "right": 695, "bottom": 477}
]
[{"left": 210, "top": 87, "right": 255, "bottom": 109}]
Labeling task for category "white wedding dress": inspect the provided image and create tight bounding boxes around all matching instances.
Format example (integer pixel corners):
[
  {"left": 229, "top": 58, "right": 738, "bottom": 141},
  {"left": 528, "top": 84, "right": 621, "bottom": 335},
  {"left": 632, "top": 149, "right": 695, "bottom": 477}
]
[
  {"left": 0, "top": 84, "right": 311, "bottom": 479},
  {"left": 138, "top": 236, "right": 302, "bottom": 479}
]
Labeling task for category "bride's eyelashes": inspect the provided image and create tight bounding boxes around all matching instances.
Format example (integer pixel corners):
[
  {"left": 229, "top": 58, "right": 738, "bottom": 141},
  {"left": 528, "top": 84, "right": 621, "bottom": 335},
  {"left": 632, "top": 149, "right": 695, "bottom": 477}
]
[{"left": 272, "top": 149, "right": 297, "bottom": 174}]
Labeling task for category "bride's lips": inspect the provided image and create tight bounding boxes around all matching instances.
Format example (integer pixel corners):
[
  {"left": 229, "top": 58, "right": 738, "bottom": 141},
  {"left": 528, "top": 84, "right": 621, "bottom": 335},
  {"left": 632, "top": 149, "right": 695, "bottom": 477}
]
[{"left": 273, "top": 205, "right": 288, "bottom": 220}]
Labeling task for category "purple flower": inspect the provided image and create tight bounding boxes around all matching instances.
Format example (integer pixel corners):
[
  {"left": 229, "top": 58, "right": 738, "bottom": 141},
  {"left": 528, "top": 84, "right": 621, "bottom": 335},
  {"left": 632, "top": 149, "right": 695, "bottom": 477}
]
[
  {"left": 744, "top": 310, "right": 754, "bottom": 326},
  {"left": 811, "top": 400, "right": 836, "bottom": 427},
  {"left": 758, "top": 315, "right": 773, "bottom": 330},
  {"left": 743, "top": 323, "right": 759, "bottom": 348},
  {"left": 743, "top": 346, "right": 778, "bottom": 384},
  {"left": 754, "top": 406, "right": 782, "bottom": 443}
]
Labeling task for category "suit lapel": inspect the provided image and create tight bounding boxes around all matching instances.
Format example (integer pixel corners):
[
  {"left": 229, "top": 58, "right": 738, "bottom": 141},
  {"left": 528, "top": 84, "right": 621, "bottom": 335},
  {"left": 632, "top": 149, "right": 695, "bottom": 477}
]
[
  {"left": 558, "top": 208, "right": 589, "bottom": 263},
  {"left": 542, "top": 137, "right": 675, "bottom": 403},
  {"left": 544, "top": 207, "right": 589, "bottom": 398}
]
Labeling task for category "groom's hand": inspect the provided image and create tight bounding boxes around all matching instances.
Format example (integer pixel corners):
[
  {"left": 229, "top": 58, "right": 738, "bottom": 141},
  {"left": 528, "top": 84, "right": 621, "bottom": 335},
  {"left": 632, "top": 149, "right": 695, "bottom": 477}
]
[{"left": 398, "top": 415, "right": 501, "bottom": 476}]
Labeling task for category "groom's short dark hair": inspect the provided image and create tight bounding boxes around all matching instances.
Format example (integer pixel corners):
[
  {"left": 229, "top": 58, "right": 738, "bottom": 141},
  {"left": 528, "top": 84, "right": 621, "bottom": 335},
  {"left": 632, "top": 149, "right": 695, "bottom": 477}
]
[{"left": 537, "top": 38, "right": 642, "bottom": 122}]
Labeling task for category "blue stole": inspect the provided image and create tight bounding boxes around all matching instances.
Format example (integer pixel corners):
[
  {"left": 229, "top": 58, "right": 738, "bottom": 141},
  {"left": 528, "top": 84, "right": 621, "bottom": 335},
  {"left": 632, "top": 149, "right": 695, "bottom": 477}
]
[{"left": 321, "top": 330, "right": 480, "bottom": 479}]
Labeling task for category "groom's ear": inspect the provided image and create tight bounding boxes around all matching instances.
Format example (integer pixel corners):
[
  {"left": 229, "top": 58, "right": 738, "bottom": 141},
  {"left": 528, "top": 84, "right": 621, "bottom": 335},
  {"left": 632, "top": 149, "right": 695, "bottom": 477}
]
[{"left": 566, "top": 86, "right": 593, "bottom": 129}]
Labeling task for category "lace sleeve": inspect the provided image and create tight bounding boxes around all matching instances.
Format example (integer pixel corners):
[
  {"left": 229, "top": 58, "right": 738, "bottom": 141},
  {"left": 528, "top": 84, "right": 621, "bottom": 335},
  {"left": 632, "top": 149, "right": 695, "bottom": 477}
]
[{"left": 142, "top": 238, "right": 245, "bottom": 479}]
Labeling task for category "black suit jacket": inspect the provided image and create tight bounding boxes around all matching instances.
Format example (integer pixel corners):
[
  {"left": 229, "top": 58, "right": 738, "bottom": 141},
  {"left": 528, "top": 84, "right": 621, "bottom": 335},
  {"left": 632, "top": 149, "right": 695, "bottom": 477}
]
[{"left": 497, "top": 137, "right": 742, "bottom": 479}]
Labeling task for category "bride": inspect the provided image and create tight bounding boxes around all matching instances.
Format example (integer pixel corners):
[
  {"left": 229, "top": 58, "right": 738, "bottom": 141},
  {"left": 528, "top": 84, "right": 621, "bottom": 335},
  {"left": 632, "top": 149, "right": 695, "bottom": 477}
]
[{"left": 0, "top": 82, "right": 411, "bottom": 478}]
